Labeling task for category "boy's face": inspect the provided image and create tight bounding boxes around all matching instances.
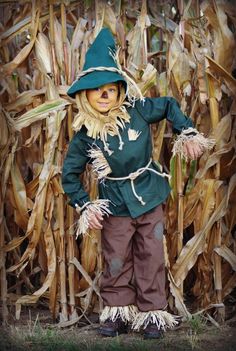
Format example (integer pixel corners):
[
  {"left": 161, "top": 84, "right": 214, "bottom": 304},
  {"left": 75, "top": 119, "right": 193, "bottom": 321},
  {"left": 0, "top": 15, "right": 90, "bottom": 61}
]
[{"left": 86, "top": 83, "right": 119, "bottom": 113}]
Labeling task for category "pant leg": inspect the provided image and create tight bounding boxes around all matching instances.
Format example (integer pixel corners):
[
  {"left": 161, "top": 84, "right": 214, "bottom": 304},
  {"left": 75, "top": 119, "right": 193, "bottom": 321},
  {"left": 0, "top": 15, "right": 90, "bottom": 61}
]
[
  {"left": 133, "top": 205, "right": 167, "bottom": 311},
  {"left": 100, "top": 215, "right": 136, "bottom": 306}
]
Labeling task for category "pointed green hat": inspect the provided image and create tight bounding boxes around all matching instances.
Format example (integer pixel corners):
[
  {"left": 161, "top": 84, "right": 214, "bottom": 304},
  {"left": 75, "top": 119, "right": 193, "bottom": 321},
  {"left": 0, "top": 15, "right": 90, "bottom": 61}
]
[{"left": 67, "top": 28, "right": 127, "bottom": 98}]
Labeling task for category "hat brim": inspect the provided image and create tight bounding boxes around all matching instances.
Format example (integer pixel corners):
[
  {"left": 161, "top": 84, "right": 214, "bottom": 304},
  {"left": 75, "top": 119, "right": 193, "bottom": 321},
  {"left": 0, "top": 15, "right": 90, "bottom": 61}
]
[{"left": 67, "top": 71, "right": 127, "bottom": 98}]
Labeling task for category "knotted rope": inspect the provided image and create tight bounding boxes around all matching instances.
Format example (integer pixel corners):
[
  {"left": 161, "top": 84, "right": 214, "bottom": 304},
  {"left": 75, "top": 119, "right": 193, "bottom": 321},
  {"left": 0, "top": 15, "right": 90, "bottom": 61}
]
[{"left": 106, "top": 159, "right": 171, "bottom": 205}]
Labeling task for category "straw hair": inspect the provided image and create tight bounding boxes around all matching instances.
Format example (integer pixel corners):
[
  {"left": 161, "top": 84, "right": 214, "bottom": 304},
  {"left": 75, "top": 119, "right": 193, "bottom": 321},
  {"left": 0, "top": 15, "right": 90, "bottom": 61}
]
[
  {"left": 73, "top": 86, "right": 130, "bottom": 138},
  {"left": 72, "top": 86, "right": 131, "bottom": 154}
]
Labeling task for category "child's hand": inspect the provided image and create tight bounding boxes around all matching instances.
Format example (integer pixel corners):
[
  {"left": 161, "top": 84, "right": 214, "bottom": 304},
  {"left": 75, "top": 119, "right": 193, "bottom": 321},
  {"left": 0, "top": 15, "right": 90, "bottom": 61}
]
[
  {"left": 182, "top": 140, "right": 203, "bottom": 160},
  {"left": 76, "top": 199, "right": 111, "bottom": 236},
  {"left": 87, "top": 208, "right": 104, "bottom": 230}
]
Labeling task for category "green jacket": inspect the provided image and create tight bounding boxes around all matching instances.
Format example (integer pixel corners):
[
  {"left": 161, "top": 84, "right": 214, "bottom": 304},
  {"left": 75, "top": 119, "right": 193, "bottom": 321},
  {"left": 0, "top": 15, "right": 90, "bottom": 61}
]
[{"left": 62, "top": 97, "right": 194, "bottom": 218}]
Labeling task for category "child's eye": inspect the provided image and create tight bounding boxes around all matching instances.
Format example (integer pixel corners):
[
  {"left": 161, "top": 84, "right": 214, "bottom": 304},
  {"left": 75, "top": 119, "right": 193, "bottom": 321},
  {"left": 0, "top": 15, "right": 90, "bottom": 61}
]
[{"left": 108, "top": 88, "right": 116, "bottom": 92}]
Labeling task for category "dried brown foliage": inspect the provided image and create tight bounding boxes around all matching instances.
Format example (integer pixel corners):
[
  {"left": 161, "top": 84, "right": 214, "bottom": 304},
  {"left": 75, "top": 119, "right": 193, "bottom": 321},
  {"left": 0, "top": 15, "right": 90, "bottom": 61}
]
[{"left": 0, "top": 0, "right": 235, "bottom": 326}]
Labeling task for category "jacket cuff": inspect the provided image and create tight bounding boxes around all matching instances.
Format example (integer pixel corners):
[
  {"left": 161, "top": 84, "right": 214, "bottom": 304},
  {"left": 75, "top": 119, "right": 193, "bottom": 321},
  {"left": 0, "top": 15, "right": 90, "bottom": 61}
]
[{"left": 68, "top": 195, "right": 90, "bottom": 209}]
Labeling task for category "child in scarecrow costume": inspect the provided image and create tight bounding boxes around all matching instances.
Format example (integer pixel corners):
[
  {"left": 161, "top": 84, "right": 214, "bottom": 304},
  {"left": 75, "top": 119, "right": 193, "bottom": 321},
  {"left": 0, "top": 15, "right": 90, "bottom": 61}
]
[{"left": 62, "top": 28, "right": 214, "bottom": 339}]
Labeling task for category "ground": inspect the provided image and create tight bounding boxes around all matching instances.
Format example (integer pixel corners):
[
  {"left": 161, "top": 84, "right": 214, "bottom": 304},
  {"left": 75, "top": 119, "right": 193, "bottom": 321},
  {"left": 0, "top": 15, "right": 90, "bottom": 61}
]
[{"left": 1, "top": 307, "right": 236, "bottom": 351}]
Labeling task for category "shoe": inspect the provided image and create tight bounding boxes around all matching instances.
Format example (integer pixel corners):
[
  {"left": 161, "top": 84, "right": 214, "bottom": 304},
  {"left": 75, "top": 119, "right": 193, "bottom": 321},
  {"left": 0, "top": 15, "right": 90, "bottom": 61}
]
[
  {"left": 143, "top": 323, "right": 163, "bottom": 340},
  {"left": 99, "top": 318, "right": 128, "bottom": 337}
]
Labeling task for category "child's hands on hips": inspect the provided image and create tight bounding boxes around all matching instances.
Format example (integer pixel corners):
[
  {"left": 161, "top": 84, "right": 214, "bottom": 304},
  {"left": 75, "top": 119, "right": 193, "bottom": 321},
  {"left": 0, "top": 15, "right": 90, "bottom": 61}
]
[{"left": 182, "top": 140, "right": 204, "bottom": 160}]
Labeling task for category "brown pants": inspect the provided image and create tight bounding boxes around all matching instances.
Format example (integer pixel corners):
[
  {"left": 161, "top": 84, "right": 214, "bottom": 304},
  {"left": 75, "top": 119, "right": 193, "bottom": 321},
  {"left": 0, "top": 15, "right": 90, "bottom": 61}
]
[{"left": 100, "top": 205, "right": 167, "bottom": 312}]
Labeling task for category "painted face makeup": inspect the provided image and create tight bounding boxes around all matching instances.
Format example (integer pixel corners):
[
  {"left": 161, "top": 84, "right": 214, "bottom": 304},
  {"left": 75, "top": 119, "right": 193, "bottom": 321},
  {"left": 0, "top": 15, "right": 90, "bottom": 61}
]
[{"left": 86, "top": 83, "right": 119, "bottom": 113}]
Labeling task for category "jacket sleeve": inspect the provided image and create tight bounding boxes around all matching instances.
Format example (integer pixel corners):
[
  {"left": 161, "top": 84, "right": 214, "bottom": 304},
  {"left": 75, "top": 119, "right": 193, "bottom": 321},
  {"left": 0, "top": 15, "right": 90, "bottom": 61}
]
[
  {"left": 62, "top": 133, "right": 90, "bottom": 208},
  {"left": 134, "top": 97, "right": 194, "bottom": 133}
]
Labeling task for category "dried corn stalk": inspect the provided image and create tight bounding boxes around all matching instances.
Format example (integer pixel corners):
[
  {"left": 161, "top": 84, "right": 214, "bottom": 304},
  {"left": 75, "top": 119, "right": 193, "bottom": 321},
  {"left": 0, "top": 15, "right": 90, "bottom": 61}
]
[{"left": 0, "top": 0, "right": 235, "bottom": 325}]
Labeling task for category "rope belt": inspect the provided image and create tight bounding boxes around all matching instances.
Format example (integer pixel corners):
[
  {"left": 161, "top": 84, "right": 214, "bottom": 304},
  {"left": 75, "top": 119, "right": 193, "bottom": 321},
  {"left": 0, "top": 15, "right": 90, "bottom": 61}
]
[{"left": 106, "top": 158, "right": 171, "bottom": 206}]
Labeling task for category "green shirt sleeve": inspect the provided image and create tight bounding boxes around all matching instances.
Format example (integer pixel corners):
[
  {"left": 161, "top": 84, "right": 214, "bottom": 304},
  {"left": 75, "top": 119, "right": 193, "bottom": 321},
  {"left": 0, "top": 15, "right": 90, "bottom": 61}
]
[
  {"left": 62, "top": 133, "right": 90, "bottom": 208},
  {"left": 134, "top": 97, "right": 194, "bottom": 133}
]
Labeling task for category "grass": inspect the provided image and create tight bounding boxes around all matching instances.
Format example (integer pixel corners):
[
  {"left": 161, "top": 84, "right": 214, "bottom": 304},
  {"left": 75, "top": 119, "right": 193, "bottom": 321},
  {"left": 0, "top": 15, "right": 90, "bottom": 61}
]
[
  {"left": 0, "top": 325, "right": 194, "bottom": 351},
  {"left": 184, "top": 314, "right": 207, "bottom": 350},
  {"left": 187, "top": 314, "right": 207, "bottom": 335},
  {"left": 0, "top": 326, "right": 204, "bottom": 351},
  {"left": 0, "top": 313, "right": 234, "bottom": 351}
]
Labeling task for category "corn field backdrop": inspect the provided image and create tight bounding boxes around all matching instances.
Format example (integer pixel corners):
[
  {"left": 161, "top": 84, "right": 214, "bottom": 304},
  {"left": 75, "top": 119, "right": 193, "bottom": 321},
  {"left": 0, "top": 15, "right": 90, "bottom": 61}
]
[{"left": 0, "top": 0, "right": 236, "bottom": 327}]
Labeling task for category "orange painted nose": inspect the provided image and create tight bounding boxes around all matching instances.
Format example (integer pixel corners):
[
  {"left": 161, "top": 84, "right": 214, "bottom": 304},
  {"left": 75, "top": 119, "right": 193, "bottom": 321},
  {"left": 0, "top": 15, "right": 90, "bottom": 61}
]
[{"left": 101, "top": 90, "right": 108, "bottom": 98}]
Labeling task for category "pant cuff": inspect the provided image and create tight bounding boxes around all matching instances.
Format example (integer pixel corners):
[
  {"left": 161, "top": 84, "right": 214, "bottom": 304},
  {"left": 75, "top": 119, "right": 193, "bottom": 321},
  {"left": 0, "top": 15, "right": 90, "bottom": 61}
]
[
  {"left": 132, "top": 310, "right": 179, "bottom": 331},
  {"left": 100, "top": 305, "right": 138, "bottom": 323}
]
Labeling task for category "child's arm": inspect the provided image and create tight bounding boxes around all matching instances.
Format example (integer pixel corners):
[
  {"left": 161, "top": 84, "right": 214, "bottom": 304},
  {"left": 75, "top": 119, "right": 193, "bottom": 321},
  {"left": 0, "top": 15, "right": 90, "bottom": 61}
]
[
  {"left": 134, "top": 97, "right": 192, "bottom": 131},
  {"left": 62, "top": 134, "right": 111, "bottom": 235},
  {"left": 62, "top": 133, "right": 89, "bottom": 208},
  {"left": 134, "top": 97, "right": 214, "bottom": 160}
]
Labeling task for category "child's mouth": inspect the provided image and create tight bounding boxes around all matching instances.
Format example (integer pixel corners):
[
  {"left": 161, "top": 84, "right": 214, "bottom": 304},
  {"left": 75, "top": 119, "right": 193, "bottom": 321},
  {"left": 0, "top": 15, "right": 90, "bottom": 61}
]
[{"left": 98, "top": 102, "right": 109, "bottom": 108}]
